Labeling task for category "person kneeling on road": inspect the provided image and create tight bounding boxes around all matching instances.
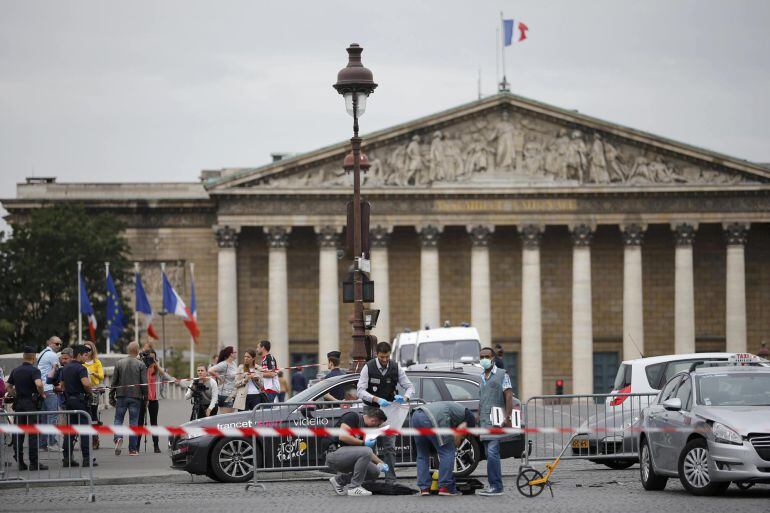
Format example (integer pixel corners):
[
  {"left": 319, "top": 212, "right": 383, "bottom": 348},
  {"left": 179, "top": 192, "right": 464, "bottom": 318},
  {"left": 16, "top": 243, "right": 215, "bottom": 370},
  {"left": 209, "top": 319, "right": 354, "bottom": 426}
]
[
  {"left": 325, "top": 406, "right": 389, "bottom": 496},
  {"left": 411, "top": 401, "right": 476, "bottom": 496}
]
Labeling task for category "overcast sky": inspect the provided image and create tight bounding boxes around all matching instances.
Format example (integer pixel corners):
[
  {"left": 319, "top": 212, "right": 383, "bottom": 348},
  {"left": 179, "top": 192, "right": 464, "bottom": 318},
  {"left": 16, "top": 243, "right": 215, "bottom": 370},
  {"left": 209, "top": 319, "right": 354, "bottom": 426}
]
[{"left": 1, "top": 0, "right": 769, "bottom": 230}]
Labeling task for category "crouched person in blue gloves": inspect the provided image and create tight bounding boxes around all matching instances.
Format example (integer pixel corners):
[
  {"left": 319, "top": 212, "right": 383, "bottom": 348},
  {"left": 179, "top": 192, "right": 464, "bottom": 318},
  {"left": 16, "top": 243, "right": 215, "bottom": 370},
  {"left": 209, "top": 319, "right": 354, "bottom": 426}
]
[{"left": 325, "top": 406, "right": 389, "bottom": 496}]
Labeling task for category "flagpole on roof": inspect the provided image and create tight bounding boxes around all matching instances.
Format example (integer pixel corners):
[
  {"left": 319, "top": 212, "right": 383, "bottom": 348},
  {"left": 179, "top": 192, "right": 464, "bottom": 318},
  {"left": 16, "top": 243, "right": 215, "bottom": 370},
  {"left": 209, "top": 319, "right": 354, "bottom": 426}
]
[
  {"left": 160, "top": 262, "right": 166, "bottom": 368},
  {"left": 189, "top": 261, "right": 195, "bottom": 380},
  {"left": 77, "top": 261, "right": 83, "bottom": 345},
  {"left": 105, "top": 262, "right": 111, "bottom": 354},
  {"left": 134, "top": 262, "right": 140, "bottom": 347},
  {"left": 499, "top": 11, "right": 508, "bottom": 92}
]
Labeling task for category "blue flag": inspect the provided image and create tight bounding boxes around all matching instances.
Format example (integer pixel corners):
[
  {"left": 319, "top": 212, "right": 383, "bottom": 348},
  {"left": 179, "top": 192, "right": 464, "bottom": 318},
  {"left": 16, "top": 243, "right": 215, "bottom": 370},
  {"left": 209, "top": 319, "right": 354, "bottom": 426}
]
[
  {"left": 106, "top": 272, "right": 124, "bottom": 346},
  {"left": 503, "top": 18, "right": 514, "bottom": 46}
]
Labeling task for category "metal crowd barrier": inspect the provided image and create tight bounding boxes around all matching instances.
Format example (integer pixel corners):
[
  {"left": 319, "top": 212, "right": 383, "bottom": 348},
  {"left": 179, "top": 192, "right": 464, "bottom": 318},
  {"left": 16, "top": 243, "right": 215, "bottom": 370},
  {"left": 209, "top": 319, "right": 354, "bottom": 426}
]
[
  {"left": 523, "top": 393, "right": 657, "bottom": 463},
  {"left": 243, "top": 399, "right": 425, "bottom": 490},
  {"left": 0, "top": 409, "right": 96, "bottom": 502}
]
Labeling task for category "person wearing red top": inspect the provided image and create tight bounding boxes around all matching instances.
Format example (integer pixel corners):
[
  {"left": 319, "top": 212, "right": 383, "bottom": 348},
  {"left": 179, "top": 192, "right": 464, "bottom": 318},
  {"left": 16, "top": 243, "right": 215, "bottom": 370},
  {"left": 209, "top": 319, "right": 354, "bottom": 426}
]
[{"left": 139, "top": 350, "right": 172, "bottom": 453}]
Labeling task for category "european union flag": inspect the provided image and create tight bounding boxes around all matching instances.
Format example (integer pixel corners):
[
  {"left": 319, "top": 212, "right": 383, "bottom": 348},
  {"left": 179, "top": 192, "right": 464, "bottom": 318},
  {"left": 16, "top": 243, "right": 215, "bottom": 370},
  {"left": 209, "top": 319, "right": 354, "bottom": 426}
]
[{"left": 106, "top": 272, "right": 124, "bottom": 347}]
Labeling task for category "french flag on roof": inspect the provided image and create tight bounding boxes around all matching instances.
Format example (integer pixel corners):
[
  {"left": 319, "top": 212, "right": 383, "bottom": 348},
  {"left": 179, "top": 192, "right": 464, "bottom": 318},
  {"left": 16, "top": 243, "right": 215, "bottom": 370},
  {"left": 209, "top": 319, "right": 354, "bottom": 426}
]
[
  {"left": 135, "top": 272, "right": 159, "bottom": 340},
  {"left": 79, "top": 270, "right": 97, "bottom": 341},
  {"left": 162, "top": 272, "right": 200, "bottom": 343}
]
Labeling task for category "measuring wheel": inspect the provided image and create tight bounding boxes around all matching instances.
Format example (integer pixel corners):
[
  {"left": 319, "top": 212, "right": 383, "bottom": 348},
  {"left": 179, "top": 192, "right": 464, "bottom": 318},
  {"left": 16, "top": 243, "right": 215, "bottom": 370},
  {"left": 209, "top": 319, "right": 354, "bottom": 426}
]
[{"left": 516, "top": 467, "right": 547, "bottom": 498}]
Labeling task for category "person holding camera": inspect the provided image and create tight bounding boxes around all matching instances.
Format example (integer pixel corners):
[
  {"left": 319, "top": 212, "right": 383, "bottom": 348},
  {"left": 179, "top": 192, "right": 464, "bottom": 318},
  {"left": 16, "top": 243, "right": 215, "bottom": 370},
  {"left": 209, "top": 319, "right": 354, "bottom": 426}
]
[
  {"left": 139, "top": 349, "right": 173, "bottom": 453},
  {"left": 6, "top": 346, "right": 47, "bottom": 471},
  {"left": 110, "top": 341, "right": 147, "bottom": 456},
  {"left": 185, "top": 365, "right": 218, "bottom": 420}
]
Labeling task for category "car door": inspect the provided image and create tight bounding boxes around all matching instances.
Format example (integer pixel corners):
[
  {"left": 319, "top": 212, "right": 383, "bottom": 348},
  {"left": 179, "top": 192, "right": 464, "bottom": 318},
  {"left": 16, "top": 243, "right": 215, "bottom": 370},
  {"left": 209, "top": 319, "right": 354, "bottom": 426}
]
[
  {"left": 648, "top": 375, "right": 681, "bottom": 472},
  {"left": 665, "top": 375, "right": 694, "bottom": 470}
]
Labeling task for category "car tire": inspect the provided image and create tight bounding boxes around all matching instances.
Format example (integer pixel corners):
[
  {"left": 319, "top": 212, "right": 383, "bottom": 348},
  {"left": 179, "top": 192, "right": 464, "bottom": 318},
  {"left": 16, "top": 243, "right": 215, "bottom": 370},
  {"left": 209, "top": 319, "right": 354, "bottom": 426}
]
[
  {"left": 453, "top": 437, "right": 480, "bottom": 478},
  {"left": 209, "top": 437, "right": 260, "bottom": 483},
  {"left": 603, "top": 459, "right": 635, "bottom": 470},
  {"left": 639, "top": 437, "right": 667, "bottom": 491},
  {"left": 677, "top": 438, "right": 729, "bottom": 496}
]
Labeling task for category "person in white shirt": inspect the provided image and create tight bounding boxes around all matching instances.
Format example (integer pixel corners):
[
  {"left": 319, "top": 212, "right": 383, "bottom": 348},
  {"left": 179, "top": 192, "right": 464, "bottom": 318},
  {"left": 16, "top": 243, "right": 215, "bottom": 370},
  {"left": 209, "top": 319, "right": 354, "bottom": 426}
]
[
  {"left": 36, "top": 336, "right": 63, "bottom": 451},
  {"left": 185, "top": 365, "right": 218, "bottom": 419}
]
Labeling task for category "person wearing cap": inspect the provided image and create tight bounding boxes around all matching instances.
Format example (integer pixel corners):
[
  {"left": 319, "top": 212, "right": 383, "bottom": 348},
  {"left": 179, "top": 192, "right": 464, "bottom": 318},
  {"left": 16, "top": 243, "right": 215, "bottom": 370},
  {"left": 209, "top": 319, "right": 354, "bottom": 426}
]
[
  {"left": 62, "top": 344, "right": 95, "bottom": 468},
  {"left": 6, "top": 346, "right": 47, "bottom": 471},
  {"left": 322, "top": 350, "right": 345, "bottom": 401},
  {"left": 411, "top": 401, "right": 476, "bottom": 496}
]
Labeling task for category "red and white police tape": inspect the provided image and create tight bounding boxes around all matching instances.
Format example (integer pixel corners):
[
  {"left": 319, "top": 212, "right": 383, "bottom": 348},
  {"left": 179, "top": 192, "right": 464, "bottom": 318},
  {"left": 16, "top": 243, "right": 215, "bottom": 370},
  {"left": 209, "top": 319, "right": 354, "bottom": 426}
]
[{"left": 0, "top": 423, "right": 730, "bottom": 438}]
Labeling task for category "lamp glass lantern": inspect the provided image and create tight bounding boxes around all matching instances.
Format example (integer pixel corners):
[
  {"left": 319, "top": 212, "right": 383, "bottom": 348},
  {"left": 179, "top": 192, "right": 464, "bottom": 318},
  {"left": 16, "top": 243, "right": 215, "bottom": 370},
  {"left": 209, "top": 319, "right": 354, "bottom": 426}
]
[{"left": 333, "top": 43, "right": 378, "bottom": 117}]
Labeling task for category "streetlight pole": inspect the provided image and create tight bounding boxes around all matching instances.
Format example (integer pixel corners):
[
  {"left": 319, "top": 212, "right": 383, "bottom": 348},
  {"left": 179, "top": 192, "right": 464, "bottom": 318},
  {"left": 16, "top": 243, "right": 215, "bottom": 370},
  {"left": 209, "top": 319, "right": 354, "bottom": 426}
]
[{"left": 334, "top": 43, "right": 377, "bottom": 372}]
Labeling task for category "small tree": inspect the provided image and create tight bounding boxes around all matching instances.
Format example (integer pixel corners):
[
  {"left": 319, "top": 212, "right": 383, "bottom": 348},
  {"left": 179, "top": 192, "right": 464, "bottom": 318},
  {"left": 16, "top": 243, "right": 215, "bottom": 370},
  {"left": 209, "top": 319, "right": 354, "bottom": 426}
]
[{"left": 0, "top": 205, "right": 133, "bottom": 352}]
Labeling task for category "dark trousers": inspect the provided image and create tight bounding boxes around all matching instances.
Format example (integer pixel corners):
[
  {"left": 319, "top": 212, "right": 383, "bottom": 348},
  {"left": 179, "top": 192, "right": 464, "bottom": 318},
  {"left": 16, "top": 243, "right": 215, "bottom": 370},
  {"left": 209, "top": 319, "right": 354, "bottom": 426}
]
[
  {"left": 245, "top": 394, "right": 262, "bottom": 411},
  {"left": 13, "top": 401, "right": 39, "bottom": 466},
  {"left": 63, "top": 397, "right": 91, "bottom": 464},
  {"left": 138, "top": 399, "right": 160, "bottom": 447}
]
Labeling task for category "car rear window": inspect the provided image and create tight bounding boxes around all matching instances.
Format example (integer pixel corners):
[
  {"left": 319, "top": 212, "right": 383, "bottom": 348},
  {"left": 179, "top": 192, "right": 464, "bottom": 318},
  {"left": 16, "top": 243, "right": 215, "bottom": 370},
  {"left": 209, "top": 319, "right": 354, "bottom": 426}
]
[
  {"left": 645, "top": 363, "right": 665, "bottom": 389},
  {"left": 417, "top": 340, "right": 480, "bottom": 364},
  {"left": 399, "top": 345, "right": 415, "bottom": 366},
  {"left": 613, "top": 364, "right": 632, "bottom": 389}
]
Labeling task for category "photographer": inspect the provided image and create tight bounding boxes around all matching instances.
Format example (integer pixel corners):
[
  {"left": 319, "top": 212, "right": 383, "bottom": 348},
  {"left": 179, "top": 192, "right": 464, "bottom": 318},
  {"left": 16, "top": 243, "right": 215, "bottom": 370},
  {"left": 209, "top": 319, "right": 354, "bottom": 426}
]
[
  {"left": 110, "top": 341, "right": 147, "bottom": 456},
  {"left": 139, "top": 349, "right": 173, "bottom": 453},
  {"left": 185, "top": 365, "right": 218, "bottom": 420}
]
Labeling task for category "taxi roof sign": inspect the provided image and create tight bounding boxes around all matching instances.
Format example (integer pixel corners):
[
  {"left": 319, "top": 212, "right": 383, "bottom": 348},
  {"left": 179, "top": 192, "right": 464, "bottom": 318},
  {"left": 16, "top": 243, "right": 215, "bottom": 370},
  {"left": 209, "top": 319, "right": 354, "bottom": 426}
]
[{"left": 728, "top": 353, "right": 759, "bottom": 365}]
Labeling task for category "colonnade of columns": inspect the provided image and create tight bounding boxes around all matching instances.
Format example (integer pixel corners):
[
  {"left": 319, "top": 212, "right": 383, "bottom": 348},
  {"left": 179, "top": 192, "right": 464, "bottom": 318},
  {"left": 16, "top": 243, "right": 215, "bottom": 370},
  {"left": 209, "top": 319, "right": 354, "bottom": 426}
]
[{"left": 214, "top": 221, "right": 751, "bottom": 397}]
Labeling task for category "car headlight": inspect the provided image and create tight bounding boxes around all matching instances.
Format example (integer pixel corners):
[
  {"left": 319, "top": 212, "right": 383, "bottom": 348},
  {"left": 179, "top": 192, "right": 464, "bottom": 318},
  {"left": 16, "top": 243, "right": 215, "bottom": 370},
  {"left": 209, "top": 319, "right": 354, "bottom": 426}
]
[{"left": 712, "top": 422, "right": 742, "bottom": 445}]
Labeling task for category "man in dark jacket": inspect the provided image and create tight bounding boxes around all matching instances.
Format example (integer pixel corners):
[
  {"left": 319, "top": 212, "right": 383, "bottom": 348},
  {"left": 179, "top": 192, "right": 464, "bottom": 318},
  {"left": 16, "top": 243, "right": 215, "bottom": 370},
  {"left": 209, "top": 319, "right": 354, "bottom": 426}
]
[
  {"left": 61, "top": 344, "right": 95, "bottom": 467},
  {"left": 7, "top": 347, "right": 47, "bottom": 471},
  {"left": 111, "top": 341, "right": 147, "bottom": 456}
]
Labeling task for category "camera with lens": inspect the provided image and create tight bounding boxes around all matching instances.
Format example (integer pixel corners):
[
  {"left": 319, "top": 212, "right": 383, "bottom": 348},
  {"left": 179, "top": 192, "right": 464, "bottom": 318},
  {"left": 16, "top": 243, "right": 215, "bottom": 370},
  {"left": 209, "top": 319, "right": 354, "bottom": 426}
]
[{"left": 139, "top": 350, "right": 155, "bottom": 367}]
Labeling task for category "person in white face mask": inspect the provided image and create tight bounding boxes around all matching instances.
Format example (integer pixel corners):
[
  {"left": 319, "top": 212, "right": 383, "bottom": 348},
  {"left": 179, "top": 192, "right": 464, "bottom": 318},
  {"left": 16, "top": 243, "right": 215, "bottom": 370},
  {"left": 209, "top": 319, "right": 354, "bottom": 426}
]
[{"left": 477, "top": 346, "right": 514, "bottom": 496}]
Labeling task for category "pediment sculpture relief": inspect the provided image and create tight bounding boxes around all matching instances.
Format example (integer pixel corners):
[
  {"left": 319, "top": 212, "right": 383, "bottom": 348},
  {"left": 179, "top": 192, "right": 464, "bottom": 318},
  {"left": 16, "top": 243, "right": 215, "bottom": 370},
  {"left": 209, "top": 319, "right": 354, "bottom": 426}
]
[{"left": 252, "top": 108, "right": 757, "bottom": 188}]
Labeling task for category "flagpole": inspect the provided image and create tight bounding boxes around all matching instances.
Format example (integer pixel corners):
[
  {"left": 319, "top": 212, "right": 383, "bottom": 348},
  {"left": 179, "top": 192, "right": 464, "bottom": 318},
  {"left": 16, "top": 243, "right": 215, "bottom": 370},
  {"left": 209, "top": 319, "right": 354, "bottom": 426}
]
[
  {"left": 134, "top": 262, "right": 140, "bottom": 347},
  {"left": 189, "top": 262, "right": 195, "bottom": 380},
  {"left": 160, "top": 262, "right": 167, "bottom": 369},
  {"left": 77, "top": 261, "right": 83, "bottom": 344},
  {"left": 500, "top": 11, "right": 507, "bottom": 91},
  {"left": 105, "top": 261, "right": 111, "bottom": 355},
  {"left": 495, "top": 26, "right": 500, "bottom": 90}
]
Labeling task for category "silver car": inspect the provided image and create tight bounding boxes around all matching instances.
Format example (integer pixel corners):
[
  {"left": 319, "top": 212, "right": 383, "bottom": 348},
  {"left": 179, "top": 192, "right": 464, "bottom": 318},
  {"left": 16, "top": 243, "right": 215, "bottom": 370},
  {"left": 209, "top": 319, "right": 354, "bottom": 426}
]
[{"left": 639, "top": 365, "right": 770, "bottom": 495}]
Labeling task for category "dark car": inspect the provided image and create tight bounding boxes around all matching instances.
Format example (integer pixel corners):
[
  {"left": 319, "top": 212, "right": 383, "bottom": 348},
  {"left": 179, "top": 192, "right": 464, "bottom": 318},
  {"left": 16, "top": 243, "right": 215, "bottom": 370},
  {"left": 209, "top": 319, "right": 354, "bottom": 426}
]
[{"left": 171, "top": 370, "right": 525, "bottom": 482}]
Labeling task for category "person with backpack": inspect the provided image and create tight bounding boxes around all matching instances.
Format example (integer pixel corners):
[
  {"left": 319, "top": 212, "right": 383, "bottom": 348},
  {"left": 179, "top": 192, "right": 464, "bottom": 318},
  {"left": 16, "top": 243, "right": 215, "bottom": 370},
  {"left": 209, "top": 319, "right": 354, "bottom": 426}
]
[{"left": 325, "top": 406, "right": 389, "bottom": 496}]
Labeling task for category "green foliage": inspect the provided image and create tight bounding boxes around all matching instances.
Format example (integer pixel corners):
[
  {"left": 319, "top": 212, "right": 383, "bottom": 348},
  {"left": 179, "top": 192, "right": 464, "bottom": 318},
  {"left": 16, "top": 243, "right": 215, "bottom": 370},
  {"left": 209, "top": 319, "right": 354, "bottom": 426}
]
[{"left": 0, "top": 205, "right": 133, "bottom": 352}]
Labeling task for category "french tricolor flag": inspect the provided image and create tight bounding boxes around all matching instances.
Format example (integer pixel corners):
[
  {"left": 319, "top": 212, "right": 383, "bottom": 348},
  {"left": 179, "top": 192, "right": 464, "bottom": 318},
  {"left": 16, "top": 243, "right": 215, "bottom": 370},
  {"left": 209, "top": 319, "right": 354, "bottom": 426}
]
[
  {"left": 79, "top": 271, "right": 97, "bottom": 341},
  {"left": 503, "top": 19, "right": 529, "bottom": 46},
  {"left": 162, "top": 272, "right": 200, "bottom": 343}
]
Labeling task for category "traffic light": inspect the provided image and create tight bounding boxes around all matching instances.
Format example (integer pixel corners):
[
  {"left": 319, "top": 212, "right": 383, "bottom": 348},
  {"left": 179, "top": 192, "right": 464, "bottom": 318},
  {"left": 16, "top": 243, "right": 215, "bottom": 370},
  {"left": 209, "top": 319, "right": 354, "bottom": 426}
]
[{"left": 555, "top": 379, "right": 564, "bottom": 395}]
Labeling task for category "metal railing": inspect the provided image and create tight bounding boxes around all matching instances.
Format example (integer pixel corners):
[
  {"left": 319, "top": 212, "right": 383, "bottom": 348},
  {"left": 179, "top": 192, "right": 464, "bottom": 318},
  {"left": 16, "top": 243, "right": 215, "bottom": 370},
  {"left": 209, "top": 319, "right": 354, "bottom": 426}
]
[
  {"left": 523, "top": 393, "right": 657, "bottom": 463},
  {"left": 0, "top": 409, "right": 95, "bottom": 501}
]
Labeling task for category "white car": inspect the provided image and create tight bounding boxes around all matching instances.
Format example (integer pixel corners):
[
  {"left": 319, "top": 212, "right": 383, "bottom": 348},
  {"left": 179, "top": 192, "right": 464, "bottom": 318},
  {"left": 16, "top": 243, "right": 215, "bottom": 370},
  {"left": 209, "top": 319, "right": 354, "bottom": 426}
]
[{"left": 392, "top": 326, "right": 482, "bottom": 372}]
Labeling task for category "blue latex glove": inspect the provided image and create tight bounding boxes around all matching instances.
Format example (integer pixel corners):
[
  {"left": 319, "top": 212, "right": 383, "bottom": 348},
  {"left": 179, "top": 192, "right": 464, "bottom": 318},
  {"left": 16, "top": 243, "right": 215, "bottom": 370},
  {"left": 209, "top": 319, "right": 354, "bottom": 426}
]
[
  {"left": 377, "top": 462, "right": 390, "bottom": 474},
  {"left": 364, "top": 438, "right": 377, "bottom": 448},
  {"left": 394, "top": 395, "right": 406, "bottom": 404},
  {"left": 377, "top": 398, "right": 391, "bottom": 408}
]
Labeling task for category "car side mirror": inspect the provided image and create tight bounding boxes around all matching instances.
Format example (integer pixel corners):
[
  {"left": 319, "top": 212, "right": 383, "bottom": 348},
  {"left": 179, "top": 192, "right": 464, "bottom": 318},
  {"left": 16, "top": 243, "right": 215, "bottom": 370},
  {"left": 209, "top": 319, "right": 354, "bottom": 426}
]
[
  {"left": 662, "top": 398, "right": 682, "bottom": 411},
  {"left": 406, "top": 360, "right": 415, "bottom": 367}
]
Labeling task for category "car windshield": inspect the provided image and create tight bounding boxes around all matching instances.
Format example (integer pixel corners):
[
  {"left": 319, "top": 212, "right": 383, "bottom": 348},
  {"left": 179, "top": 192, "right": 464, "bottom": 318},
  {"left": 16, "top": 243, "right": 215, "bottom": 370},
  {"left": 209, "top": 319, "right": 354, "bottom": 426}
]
[
  {"left": 417, "top": 340, "right": 480, "bottom": 364},
  {"left": 289, "top": 375, "right": 357, "bottom": 403},
  {"left": 696, "top": 373, "right": 770, "bottom": 406}
]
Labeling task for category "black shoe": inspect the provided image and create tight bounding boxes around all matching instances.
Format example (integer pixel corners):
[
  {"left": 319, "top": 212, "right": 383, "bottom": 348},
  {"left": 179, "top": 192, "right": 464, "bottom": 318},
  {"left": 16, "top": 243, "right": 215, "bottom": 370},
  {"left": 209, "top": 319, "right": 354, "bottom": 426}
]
[
  {"left": 18, "top": 462, "right": 28, "bottom": 471},
  {"left": 62, "top": 459, "right": 80, "bottom": 468},
  {"left": 87, "top": 459, "right": 98, "bottom": 467},
  {"left": 29, "top": 463, "right": 49, "bottom": 471},
  {"left": 153, "top": 446, "right": 162, "bottom": 454}
]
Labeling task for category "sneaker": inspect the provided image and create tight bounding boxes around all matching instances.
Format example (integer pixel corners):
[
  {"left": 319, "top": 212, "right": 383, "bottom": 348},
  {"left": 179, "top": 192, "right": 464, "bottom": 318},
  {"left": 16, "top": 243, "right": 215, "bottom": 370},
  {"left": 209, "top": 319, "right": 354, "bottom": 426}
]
[
  {"left": 329, "top": 476, "right": 345, "bottom": 496},
  {"left": 346, "top": 486, "right": 372, "bottom": 496},
  {"left": 438, "top": 487, "right": 460, "bottom": 496},
  {"left": 62, "top": 459, "right": 80, "bottom": 468},
  {"left": 420, "top": 489, "right": 431, "bottom": 496},
  {"left": 114, "top": 438, "right": 123, "bottom": 456},
  {"left": 128, "top": 450, "right": 139, "bottom": 456},
  {"left": 478, "top": 488, "right": 503, "bottom": 496}
]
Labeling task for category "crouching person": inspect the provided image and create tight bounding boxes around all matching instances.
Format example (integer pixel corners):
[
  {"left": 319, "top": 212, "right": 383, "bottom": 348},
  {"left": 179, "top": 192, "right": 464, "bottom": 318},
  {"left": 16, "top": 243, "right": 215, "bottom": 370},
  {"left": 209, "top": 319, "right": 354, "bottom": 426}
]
[
  {"left": 411, "top": 401, "right": 476, "bottom": 496},
  {"left": 325, "top": 406, "right": 389, "bottom": 496}
]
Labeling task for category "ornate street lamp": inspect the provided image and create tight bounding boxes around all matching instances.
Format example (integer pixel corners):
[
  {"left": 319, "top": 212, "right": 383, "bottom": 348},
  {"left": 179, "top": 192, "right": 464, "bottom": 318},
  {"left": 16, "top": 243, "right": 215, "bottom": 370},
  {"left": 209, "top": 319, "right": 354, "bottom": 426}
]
[{"left": 333, "top": 43, "right": 377, "bottom": 371}]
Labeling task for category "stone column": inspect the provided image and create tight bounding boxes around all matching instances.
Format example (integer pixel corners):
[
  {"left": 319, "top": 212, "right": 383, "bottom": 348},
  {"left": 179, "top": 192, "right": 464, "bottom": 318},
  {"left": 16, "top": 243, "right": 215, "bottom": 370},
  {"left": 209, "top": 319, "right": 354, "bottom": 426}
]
[
  {"left": 519, "top": 224, "right": 543, "bottom": 400},
  {"left": 468, "top": 225, "right": 494, "bottom": 345},
  {"left": 621, "top": 224, "right": 646, "bottom": 360},
  {"left": 724, "top": 222, "right": 749, "bottom": 353},
  {"left": 370, "top": 226, "right": 392, "bottom": 343},
  {"left": 672, "top": 222, "right": 697, "bottom": 354},
  {"left": 215, "top": 225, "right": 240, "bottom": 353},
  {"left": 571, "top": 224, "right": 594, "bottom": 395},
  {"left": 418, "top": 225, "right": 442, "bottom": 329},
  {"left": 265, "top": 226, "right": 291, "bottom": 370},
  {"left": 316, "top": 225, "right": 341, "bottom": 366}
]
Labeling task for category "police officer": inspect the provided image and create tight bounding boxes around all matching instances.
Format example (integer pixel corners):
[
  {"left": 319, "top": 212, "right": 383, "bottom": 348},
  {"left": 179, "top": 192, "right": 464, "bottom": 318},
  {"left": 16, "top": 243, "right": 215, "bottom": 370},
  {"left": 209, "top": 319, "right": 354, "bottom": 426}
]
[
  {"left": 355, "top": 341, "right": 414, "bottom": 482},
  {"left": 322, "top": 351, "right": 345, "bottom": 401},
  {"left": 6, "top": 346, "right": 48, "bottom": 471},
  {"left": 61, "top": 345, "right": 95, "bottom": 468}
]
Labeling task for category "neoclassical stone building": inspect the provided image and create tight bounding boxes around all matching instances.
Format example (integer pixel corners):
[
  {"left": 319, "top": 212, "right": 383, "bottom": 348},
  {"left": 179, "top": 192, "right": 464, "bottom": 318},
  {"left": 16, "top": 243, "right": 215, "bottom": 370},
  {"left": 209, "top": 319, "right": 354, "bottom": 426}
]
[{"left": 5, "top": 92, "right": 770, "bottom": 399}]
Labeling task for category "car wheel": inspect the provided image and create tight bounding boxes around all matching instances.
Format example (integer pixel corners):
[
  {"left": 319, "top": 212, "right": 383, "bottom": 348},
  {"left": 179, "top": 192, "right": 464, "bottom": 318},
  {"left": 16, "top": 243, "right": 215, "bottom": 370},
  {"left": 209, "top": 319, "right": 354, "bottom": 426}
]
[
  {"left": 678, "top": 438, "right": 729, "bottom": 496},
  {"left": 453, "top": 437, "right": 480, "bottom": 477},
  {"left": 209, "top": 437, "right": 260, "bottom": 483},
  {"left": 639, "top": 437, "right": 667, "bottom": 491},
  {"left": 603, "top": 459, "right": 635, "bottom": 470}
]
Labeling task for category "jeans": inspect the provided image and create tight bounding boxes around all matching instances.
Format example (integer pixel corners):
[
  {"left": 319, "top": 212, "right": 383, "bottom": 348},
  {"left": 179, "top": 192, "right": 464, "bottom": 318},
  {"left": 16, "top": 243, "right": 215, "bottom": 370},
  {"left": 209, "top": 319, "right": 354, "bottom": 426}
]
[
  {"left": 411, "top": 410, "right": 456, "bottom": 492},
  {"left": 376, "top": 432, "right": 397, "bottom": 480},
  {"left": 325, "top": 446, "right": 380, "bottom": 489},
  {"left": 63, "top": 398, "right": 91, "bottom": 464},
  {"left": 41, "top": 391, "right": 60, "bottom": 448},
  {"left": 484, "top": 439, "right": 503, "bottom": 491},
  {"left": 113, "top": 397, "right": 142, "bottom": 452},
  {"left": 265, "top": 391, "right": 277, "bottom": 403}
]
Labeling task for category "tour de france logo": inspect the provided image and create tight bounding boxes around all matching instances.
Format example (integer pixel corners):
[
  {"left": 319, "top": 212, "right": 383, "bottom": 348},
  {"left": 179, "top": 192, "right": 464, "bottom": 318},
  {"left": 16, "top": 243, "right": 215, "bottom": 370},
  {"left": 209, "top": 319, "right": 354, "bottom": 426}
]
[{"left": 277, "top": 438, "right": 308, "bottom": 462}]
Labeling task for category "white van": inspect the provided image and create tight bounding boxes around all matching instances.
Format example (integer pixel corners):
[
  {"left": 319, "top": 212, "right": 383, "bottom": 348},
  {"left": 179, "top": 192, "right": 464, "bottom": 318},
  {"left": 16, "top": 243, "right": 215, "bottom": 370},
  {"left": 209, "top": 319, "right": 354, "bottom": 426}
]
[{"left": 392, "top": 326, "right": 482, "bottom": 372}]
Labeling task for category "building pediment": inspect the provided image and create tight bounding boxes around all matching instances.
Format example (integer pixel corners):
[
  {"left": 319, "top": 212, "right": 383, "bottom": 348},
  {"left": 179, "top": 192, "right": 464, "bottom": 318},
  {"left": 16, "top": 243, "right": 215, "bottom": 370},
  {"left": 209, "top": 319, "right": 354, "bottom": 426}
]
[{"left": 205, "top": 93, "right": 770, "bottom": 193}]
